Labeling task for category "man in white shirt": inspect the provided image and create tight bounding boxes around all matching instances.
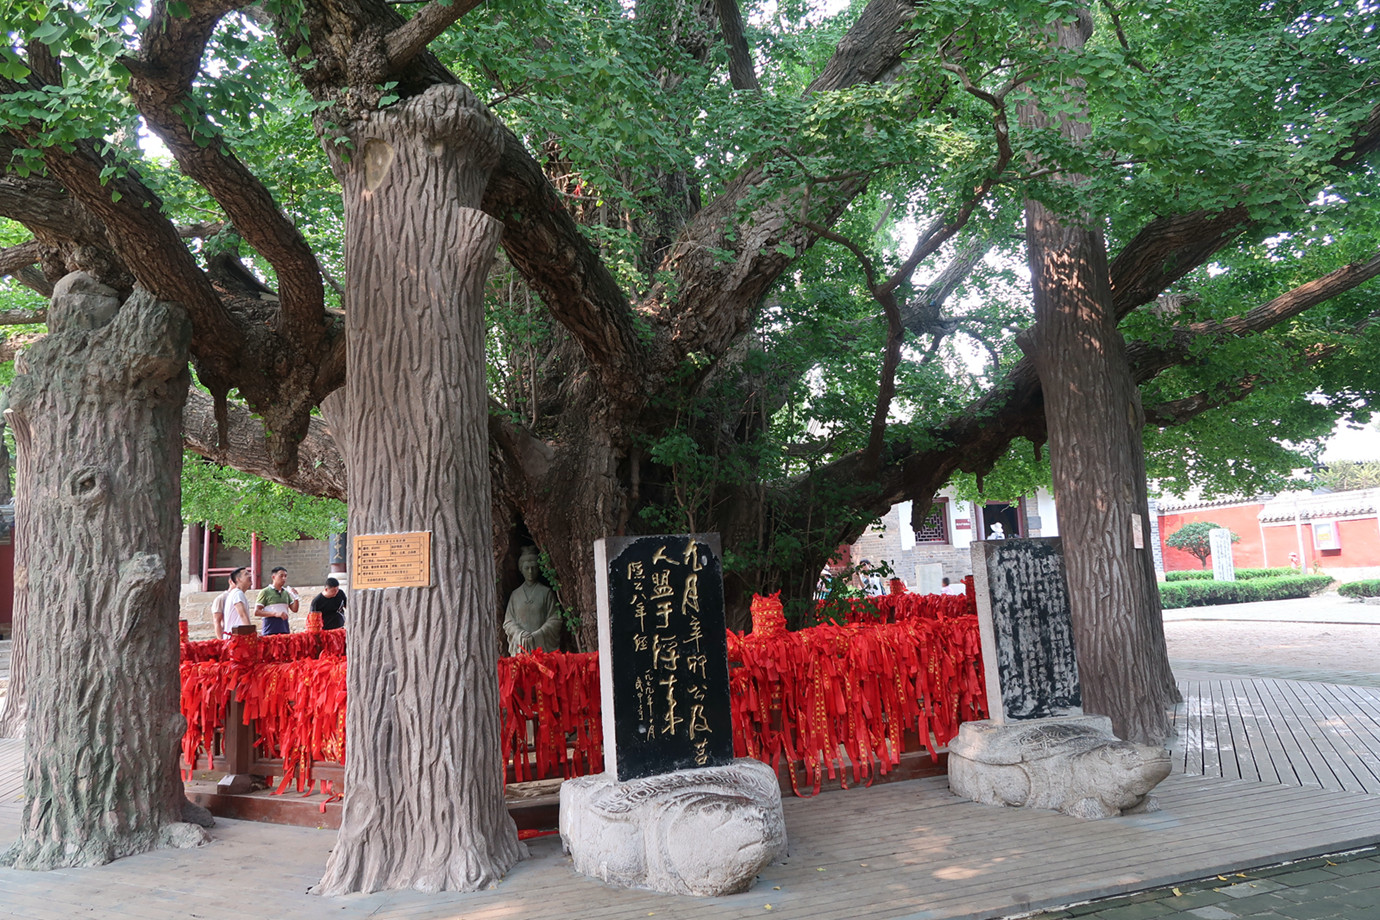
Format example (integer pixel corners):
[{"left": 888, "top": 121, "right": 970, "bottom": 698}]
[
  {"left": 210, "top": 587, "right": 229, "bottom": 639},
  {"left": 223, "top": 567, "right": 253, "bottom": 637}
]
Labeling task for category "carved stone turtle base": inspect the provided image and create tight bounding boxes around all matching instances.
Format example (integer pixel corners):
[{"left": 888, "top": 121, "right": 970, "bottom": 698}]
[
  {"left": 560, "top": 758, "right": 787, "bottom": 896},
  {"left": 948, "top": 715, "right": 1172, "bottom": 820}
]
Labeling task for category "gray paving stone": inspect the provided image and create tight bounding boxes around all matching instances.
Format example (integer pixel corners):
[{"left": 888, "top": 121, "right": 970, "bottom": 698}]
[
  {"left": 1270, "top": 868, "right": 1344, "bottom": 887},
  {"left": 1088, "top": 902, "right": 1181, "bottom": 920},
  {"left": 1320, "top": 857, "right": 1380, "bottom": 877},
  {"left": 1267, "top": 898, "right": 1350, "bottom": 920},
  {"left": 1171, "top": 890, "right": 1241, "bottom": 911},
  {"left": 1265, "top": 884, "right": 1343, "bottom": 904},
  {"left": 1226, "top": 894, "right": 1293, "bottom": 913},
  {"left": 1334, "top": 887, "right": 1380, "bottom": 911},
  {"left": 1186, "top": 907, "right": 1241, "bottom": 920},
  {"left": 1217, "top": 880, "right": 1287, "bottom": 899}
]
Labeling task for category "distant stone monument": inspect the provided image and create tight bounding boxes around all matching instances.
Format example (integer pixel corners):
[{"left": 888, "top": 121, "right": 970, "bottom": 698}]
[
  {"left": 970, "top": 537, "right": 1081, "bottom": 722},
  {"left": 952, "top": 537, "right": 1170, "bottom": 819},
  {"left": 914, "top": 562, "right": 945, "bottom": 595},
  {"left": 560, "top": 534, "right": 786, "bottom": 896},
  {"left": 1210, "top": 528, "right": 1236, "bottom": 582}
]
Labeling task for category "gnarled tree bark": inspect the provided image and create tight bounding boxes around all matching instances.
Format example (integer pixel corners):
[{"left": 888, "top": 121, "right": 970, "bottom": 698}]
[
  {"left": 1019, "top": 11, "right": 1176, "bottom": 745},
  {"left": 0, "top": 273, "right": 207, "bottom": 868},
  {"left": 315, "top": 84, "right": 522, "bottom": 895}
]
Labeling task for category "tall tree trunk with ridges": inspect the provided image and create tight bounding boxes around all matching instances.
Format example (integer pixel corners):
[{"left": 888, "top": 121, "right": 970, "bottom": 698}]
[
  {"left": 0, "top": 274, "right": 204, "bottom": 868},
  {"left": 316, "top": 85, "right": 523, "bottom": 895},
  {"left": 1020, "top": 11, "right": 1177, "bottom": 745}
]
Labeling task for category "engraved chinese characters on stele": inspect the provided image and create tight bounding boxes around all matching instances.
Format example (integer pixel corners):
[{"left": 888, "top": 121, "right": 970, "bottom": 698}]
[
  {"left": 971, "top": 537, "right": 1082, "bottom": 723},
  {"left": 594, "top": 534, "right": 734, "bottom": 781}
]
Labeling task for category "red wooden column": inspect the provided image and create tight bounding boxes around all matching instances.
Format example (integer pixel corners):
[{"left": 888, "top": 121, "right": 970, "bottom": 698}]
[{"left": 250, "top": 532, "right": 262, "bottom": 589}]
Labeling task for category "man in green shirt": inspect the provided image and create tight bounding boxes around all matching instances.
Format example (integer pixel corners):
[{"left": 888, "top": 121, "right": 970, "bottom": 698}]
[{"left": 255, "top": 566, "right": 299, "bottom": 636}]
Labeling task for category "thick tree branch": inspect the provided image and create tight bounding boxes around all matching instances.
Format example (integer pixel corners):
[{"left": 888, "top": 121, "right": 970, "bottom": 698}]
[
  {"left": 714, "top": 0, "right": 760, "bottom": 91},
  {"left": 0, "top": 241, "right": 43, "bottom": 282},
  {"left": 0, "top": 307, "right": 45, "bottom": 326},
  {"left": 806, "top": 0, "right": 918, "bottom": 94},
  {"left": 128, "top": 0, "right": 328, "bottom": 349},
  {"left": 384, "top": 0, "right": 487, "bottom": 70},
  {"left": 1109, "top": 102, "right": 1380, "bottom": 319},
  {"left": 1142, "top": 375, "right": 1267, "bottom": 427},
  {"left": 1127, "top": 249, "right": 1380, "bottom": 381},
  {"left": 4, "top": 133, "right": 241, "bottom": 364},
  {"left": 183, "top": 389, "right": 348, "bottom": 501},
  {"left": 0, "top": 168, "right": 112, "bottom": 246},
  {"left": 902, "top": 238, "right": 992, "bottom": 335}
]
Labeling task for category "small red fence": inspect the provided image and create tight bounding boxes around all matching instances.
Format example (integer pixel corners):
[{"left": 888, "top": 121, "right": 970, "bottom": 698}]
[{"left": 180, "top": 592, "right": 986, "bottom": 797}]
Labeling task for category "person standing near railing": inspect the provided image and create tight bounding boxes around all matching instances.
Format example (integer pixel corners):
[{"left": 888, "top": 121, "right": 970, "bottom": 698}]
[
  {"left": 310, "top": 577, "right": 348, "bottom": 630},
  {"left": 223, "top": 567, "right": 253, "bottom": 637},
  {"left": 255, "top": 566, "right": 299, "bottom": 636}
]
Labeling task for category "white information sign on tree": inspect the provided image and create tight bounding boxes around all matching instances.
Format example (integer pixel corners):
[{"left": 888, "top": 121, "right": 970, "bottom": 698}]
[{"left": 1210, "top": 528, "right": 1236, "bottom": 582}]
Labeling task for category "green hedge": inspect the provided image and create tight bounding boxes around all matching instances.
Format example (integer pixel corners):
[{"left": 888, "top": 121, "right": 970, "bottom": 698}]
[
  {"left": 1338, "top": 580, "right": 1380, "bottom": 598},
  {"left": 1160, "top": 575, "right": 1334, "bottom": 609},
  {"left": 1165, "top": 567, "right": 1299, "bottom": 582}
]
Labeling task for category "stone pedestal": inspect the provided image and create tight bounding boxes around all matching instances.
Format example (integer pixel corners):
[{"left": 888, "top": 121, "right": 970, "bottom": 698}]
[
  {"left": 948, "top": 715, "right": 1171, "bottom": 820},
  {"left": 560, "top": 758, "right": 786, "bottom": 896}
]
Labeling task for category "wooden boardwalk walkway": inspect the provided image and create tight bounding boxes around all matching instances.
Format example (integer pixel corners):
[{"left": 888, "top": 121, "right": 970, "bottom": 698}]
[
  {"left": 1, "top": 669, "right": 1379, "bottom": 920},
  {"left": 1172, "top": 670, "right": 1380, "bottom": 793}
]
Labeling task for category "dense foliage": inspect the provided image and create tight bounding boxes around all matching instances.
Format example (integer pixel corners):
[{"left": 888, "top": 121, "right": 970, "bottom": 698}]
[
  {"left": 0, "top": 0, "right": 1377, "bottom": 610},
  {"left": 1313, "top": 459, "right": 1380, "bottom": 492},
  {"left": 181, "top": 451, "right": 345, "bottom": 548}
]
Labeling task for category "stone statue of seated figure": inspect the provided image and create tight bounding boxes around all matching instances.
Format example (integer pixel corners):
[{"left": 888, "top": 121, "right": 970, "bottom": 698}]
[{"left": 503, "top": 547, "right": 563, "bottom": 655}]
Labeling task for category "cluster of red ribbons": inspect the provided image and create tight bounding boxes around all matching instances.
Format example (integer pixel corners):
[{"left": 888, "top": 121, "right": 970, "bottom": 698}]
[
  {"left": 180, "top": 631, "right": 347, "bottom": 796},
  {"left": 181, "top": 629, "right": 346, "bottom": 664},
  {"left": 820, "top": 590, "right": 975, "bottom": 625},
  {"left": 497, "top": 650, "right": 603, "bottom": 783},
  {"left": 178, "top": 593, "right": 985, "bottom": 798},
  {"left": 731, "top": 593, "right": 986, "bottom": 795}
]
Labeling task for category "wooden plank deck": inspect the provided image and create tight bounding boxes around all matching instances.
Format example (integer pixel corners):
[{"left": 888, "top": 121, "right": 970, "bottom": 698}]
[
  {"left": 3, "top": 671, "right": 1380, "bottom": 919},
  {"left": 1172, "top": 671, "right": 1380, "bottom": 794}
]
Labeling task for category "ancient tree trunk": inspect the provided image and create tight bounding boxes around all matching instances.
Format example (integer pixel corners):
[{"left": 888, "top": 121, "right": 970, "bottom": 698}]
[
  {"left": 0, "top": 402, "right": 28, "bottom": 741},
  {"left": 316, "top": 85, "right": 522, "bottom": 895},
  {"left": 0, "top": 273, "right": 206, "bottom": 868},
  {"left": 1021, "top": 12, "right": 1176, "bottom": 745}
]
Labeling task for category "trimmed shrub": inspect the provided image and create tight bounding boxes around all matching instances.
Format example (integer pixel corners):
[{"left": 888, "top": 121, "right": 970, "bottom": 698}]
[
  {"left": 1160, "top": 575, "right": 1333, "bottom": 608},
  {"left": 1236, "top": 567, "right": 1302, "bottom": 580},
  {"left": 1165, "top": 571, "right": 1214, "bottom": 582},
  {"left": 1164, "top": 566, "right": 1299, "bottom": 583},
  {"left": 1338, "top": 580, "right": 1380, "bottom": 598}
]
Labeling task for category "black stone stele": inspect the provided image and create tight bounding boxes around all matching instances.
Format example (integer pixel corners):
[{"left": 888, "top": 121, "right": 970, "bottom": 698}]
[
  {"left": 973, "top": 537, "right": 1082, "bottom": 721},
  {"left": 596, "top": 534, "right": 734, "bottom": 781}
]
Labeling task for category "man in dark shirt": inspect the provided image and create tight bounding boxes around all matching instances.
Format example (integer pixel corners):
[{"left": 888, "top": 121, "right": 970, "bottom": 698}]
[{"left": 311, "top": 577, "right": 347, "bottom": 630}]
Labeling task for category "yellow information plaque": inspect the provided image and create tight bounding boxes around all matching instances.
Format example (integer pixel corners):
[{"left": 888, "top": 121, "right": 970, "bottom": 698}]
[{"left": 351, "top": 531, "right": 432, "bottom": 589}]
